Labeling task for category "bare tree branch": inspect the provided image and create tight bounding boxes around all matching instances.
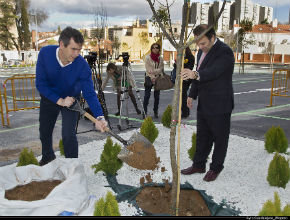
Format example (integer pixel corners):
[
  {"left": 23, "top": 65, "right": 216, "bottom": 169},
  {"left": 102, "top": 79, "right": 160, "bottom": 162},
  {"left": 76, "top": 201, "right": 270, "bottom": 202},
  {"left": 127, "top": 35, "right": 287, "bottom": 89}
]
[
  {"left": 146, "top": 0, "right": 177, "bottom": 48},
  {"left": 165, "top": 0, "right": 177, "bottom": 45}
]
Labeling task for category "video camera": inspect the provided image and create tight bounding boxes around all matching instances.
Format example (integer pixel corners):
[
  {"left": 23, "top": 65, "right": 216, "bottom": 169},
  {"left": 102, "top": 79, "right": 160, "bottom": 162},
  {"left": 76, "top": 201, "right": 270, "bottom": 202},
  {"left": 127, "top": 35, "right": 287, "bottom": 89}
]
[
  {"left": 84, "top": 52, "right": 97, "bottom": 66},
  {"left": 117, "top": 52, "right": 130, "bottom": 63}
]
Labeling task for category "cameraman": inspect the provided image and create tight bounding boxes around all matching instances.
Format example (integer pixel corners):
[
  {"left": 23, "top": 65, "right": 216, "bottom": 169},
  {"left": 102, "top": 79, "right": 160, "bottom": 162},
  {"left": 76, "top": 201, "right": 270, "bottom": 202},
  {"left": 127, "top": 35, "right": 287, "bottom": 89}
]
[
  {"left": 102, "top": 62, "right": 141, "bottom": 116},
  {"left": 36, "top": 26, "right": 108, "bottom": 166}
]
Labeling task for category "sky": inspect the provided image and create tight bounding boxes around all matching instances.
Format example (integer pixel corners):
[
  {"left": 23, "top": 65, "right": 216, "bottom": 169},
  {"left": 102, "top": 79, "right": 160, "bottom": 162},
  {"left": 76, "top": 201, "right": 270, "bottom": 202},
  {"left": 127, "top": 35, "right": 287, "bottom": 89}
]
[{"left": 28, "top": 0, "right": 290, "bottom": 32}]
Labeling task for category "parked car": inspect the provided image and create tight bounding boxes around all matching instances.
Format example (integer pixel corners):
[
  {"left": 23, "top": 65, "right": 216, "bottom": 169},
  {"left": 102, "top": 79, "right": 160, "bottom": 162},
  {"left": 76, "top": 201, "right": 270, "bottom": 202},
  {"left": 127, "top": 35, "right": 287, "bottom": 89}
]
[{"left": 8, "top": 59, "right": 23, "bottom": 67}]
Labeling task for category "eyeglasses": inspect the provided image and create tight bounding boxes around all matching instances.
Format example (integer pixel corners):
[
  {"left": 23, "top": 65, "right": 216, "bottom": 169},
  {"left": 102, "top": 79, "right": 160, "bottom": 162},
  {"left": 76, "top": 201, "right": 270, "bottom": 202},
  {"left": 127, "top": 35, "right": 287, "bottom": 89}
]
[{"left": 152, "top": 46, "right": 160, "bottom": 49}]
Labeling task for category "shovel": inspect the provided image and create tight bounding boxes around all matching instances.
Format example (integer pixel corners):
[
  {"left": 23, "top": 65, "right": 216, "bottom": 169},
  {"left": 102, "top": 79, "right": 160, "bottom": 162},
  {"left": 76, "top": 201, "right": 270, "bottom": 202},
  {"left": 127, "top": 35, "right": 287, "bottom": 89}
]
[{"left": 68, "top": 100, "right": 153, "bottom": 160}]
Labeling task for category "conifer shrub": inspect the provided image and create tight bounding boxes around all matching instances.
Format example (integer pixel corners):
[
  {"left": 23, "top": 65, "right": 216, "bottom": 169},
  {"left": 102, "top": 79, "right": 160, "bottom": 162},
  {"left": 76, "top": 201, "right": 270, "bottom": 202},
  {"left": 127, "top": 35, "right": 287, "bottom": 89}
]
[
  {"left": 91, "top": 137, "right": 123, "bottom": 176},
  {"left": 94, "top": 191, "right": 120, "bottom": 216},
  {"left": 188, "top": 132, "right": 197, "bottom": 160},
  {"left": 59, "top": 139, "right": 65, "bottom": 156},
  {"left": 267, "top": 153, "right": 290, "bottom": 188},
  {"left": 17, "top": 148, "right": 39, "bottom": 167},
  {"left": 264, "top": 126, "right": 288, "bottom": 153},
  {"left": 259, "top": 192, "right": 290, "bottom": 216},
  {"left": 140, "top": 116, "right": 159, "bottom": 144},
  {"left": 161, "top": 105, "right": 172, "bottom": 128}
]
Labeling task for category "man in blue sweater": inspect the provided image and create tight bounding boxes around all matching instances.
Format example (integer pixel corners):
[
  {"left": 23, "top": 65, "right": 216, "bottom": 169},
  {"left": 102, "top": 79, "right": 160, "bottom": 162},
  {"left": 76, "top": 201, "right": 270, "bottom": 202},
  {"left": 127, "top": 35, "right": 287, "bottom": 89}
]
[{"left": 36, "top": 26, "right": 108, "bottom": 166}]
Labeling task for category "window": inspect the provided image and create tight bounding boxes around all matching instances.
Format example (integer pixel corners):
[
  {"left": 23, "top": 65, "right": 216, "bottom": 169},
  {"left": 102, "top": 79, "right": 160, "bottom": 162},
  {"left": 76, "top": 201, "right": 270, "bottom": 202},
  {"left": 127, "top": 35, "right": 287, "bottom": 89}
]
[
  {"left": 174, "top": 28, "right": 177, "bottom": 33},
  {"left": 259, "top": 42, "right": 265, "bottom": 47}
]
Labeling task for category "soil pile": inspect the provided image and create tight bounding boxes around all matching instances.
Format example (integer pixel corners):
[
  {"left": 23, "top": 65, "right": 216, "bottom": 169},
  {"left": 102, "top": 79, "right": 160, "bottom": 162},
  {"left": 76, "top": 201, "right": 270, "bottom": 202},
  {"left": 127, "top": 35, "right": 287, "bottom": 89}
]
[
  {"left": 123, "top": 141, "right": 160, "bottom": 170},
  {"left": 5, "top": 180, "right": 62, "bottom": 201},
  {"left": 136, "top": 186, "right": 211, "bottom": 216}
]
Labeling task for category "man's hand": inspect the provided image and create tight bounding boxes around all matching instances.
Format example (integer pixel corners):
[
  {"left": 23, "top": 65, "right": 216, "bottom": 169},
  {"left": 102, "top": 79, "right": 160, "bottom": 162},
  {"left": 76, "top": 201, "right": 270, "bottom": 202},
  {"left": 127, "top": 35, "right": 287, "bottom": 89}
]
[
  {"left": 57, "top": 97, "right": 75, "bottom": 107},
  {"left": 95, "top": 116, "right": 108, "bottom": 133},
  {"left": 187, "top": 97, "right": 193, "bottom": 109},
  {"left": 181, "top": 68, "right": 197, "bottom": 80}
]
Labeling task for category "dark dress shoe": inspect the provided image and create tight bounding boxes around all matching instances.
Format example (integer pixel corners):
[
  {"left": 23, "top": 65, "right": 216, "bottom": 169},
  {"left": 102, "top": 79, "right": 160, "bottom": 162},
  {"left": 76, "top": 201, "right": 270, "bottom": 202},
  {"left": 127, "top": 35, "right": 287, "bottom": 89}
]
[
  {"left": 203, "top": 170, "right": 220, "bottom": 182},
  {"left": 181, "top": 166, "right": 205, "bottom": 175},
  {"left": 115, "top": 111, "right": 120, "bottom": 116},
  {"left": 39, "top": 157, "right": 56, "bottom": 166},
  {"left": 154, "top": 112, "right": 158, "bottom": 118}
]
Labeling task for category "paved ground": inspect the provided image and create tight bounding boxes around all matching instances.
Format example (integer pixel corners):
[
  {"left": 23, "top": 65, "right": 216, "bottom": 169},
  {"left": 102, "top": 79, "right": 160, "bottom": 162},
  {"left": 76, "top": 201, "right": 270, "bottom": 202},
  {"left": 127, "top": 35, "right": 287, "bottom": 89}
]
[{"left": 0, "top": 63, "right": 289, "bottom": 166}]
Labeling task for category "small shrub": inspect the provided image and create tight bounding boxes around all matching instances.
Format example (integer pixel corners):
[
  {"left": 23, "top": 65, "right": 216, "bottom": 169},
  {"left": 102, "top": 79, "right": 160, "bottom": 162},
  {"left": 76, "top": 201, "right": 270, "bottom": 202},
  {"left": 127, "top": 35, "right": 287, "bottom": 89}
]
[
  {"left": 267, "top": 153, "right": 290, "bottom": 188},
  {"left": 59, "top": 139, "right": 65, "bottom": 156},
  {"left": 188, "top": 132, "right": 197, "bottom": 160},
  {"left": 264, "top": 126, "right": 288, "bottom": 153},
  {"left": 17, "top": 148, "right": 39, "bottom": 167},
  {"left": 259, "top": 192, "right": 290, "bottom": 216},
  {"left": 91, "top": 137, "right": 123, "bottom": 176},
  {"left": 94, "top": 191, "right": 120, "bottom": 216},
  {"left": 161, "top": 105, "right": 172, "bottom": 128},
  {"left": 140, "top": 116, "right": 159, "bottom": 143}
]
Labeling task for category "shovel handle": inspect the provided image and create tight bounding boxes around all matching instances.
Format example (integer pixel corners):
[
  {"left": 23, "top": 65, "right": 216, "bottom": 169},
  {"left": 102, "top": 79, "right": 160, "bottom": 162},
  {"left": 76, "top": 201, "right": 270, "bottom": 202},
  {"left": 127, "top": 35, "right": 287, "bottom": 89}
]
[{"left": 83, "top": 112, "right": 128, "bottom": 146}]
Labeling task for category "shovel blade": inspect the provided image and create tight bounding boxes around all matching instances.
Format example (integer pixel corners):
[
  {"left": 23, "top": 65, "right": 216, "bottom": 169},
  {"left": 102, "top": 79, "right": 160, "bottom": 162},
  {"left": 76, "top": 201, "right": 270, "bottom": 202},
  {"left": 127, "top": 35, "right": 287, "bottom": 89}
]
[{"left": 117, "top": 132, "right": 153, "bottom": 162}]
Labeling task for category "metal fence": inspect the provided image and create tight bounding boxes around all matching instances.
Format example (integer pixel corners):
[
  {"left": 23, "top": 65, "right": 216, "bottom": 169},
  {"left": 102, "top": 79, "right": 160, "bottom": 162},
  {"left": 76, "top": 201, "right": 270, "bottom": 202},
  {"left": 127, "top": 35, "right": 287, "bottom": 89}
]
[
  {"left": 2, "top": 74, "right": 40, "bottom": 127},
  {"left": 269, "top": 69, "right": 290, "bottom": 106}
]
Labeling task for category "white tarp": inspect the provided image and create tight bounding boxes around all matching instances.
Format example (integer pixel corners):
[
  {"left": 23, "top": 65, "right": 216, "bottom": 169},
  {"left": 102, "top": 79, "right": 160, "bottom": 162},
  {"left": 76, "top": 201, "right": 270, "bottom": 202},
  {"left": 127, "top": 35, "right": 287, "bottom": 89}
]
[{"left": 0, "top": 158, "right": 90, "bottom": 216}]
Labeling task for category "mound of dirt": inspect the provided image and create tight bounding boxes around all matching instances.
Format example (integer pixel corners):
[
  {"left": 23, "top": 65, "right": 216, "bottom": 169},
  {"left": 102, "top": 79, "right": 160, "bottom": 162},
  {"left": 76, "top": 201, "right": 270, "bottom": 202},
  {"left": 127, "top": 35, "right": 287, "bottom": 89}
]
[
  {"left": 5, "top": 180, "right": 62, "bottom": 201},
  {"left": 123, "top": 141, "right": 160, "bottom": 170}
]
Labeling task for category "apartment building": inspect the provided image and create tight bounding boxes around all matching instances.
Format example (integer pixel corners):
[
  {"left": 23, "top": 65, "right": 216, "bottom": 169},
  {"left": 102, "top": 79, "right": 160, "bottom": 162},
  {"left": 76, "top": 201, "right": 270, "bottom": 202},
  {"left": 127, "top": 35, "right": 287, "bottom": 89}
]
[
  {"left": 259, "top": 6, "right": 273, "bottom": 24},
  {"left": 211, "top": 1, "right": 233, "bottom": 33},
  {"left": 190, "top": 0, "right": 273, "bottom": 33}
]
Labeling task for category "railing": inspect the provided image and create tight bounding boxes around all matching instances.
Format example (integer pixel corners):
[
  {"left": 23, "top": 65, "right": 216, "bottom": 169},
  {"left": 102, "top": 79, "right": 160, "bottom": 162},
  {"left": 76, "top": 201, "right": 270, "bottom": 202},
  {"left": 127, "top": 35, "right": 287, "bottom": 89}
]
[
  {"left": 268, "top": 69, "right": 290, "bottom": 107},
  {"left": 2, "top": 74, "right": 40, "bottom": 127}
]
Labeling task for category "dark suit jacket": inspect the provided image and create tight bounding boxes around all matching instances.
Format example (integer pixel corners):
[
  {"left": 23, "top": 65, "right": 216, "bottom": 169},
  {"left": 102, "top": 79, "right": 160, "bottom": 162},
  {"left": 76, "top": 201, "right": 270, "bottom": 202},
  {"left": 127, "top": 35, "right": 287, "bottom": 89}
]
[{"left": 188, "top": 38, "right": 235, "bottom": 115}]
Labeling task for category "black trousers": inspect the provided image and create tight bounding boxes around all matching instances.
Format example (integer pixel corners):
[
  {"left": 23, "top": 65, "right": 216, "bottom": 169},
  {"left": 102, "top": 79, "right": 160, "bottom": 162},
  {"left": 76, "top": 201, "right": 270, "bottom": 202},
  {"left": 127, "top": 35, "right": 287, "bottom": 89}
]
[
  {"left": 181, "top": 79, "right": 192, "bottom": 116},
  {"left": 143, "top": 85, "right": 160, "bottom": 114},
  {"left": 39, "top": 96, "right": 79, "bottom": 161},
  {"left": 193, "top": 112, "right": 231, "bottom": 173}
]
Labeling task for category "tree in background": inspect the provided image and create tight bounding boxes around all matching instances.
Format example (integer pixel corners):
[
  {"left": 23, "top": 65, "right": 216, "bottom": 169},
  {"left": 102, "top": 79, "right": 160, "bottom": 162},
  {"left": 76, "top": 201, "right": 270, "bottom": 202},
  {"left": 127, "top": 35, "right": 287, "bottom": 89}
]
[
  {"left": 237, "top": 19, "right": 255, "bottom": 74},
  {"left": 15, "top": 0, "right": 31, "bottom": 50},
  {"left": 90, "top": 4, "right": 107, "bottom": 73},
  {"left": 0, "top": 0, "right": 18, "bottom": 50},
  {"left": 138, "top": 31, "right": 149, "bottom": 58},
  {"left": 111, "top": 36, "right": 121, "bottom": 58},
  {"left": 57, "top": 25, "right": 61, "bottom": 35}
]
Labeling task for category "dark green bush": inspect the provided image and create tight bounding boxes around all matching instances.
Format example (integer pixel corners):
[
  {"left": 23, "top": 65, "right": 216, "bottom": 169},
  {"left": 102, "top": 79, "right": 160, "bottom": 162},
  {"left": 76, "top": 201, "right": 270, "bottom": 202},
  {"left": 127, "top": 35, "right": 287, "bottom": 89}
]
[
  {"left": 259, "top": 192, "right": 290, "bottom": 216},
  {"left": 188, "top": 132, "right": 197, "bottom": 160},
  {"left": 17, "top": 148, "right": 39, "bottom": 167},
  {"left": 264, "top": 126, "right": 288, "bottom": 153},
  {"left": 161, "top": 105, "right": 172, "bottom": 128},
  {"left": 140, "top": 116, "right": 159, "bottom": 144},
  {"left": 91, "top": 137, "right": 123, "bottom": 176},
  {"left": 267, "top": 153, "right": 290, "bottom": 188},
  {"left": 94, "top": 191, "right": 120, "bottom": 216},
  {"left": 59, "top": 139, "right": 65, "bottom": 156}
]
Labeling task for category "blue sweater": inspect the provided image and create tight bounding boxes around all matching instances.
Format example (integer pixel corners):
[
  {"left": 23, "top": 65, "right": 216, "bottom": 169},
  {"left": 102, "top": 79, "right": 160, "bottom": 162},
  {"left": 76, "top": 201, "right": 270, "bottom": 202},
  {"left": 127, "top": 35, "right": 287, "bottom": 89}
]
[{"left": 36, "top": 45, "right": 103, "bottom": 117}]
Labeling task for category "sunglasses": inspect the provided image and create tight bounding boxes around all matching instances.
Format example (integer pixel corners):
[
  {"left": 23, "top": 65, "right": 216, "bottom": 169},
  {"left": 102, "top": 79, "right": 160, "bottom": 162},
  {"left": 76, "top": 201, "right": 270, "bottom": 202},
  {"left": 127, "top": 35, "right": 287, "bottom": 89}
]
[{"left": 152, "top": 46, "right": 160, "bottom": 49}]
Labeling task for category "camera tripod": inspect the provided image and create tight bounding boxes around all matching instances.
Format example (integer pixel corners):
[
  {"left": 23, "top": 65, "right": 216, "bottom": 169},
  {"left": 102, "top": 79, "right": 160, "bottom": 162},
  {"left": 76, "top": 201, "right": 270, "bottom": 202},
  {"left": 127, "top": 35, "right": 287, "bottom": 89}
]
[
  {"left": 75, "top": 58, "right": 111, "bottom": 134},
  {"left": 117, "top": 59, "right": 146, "bottom": 131}
]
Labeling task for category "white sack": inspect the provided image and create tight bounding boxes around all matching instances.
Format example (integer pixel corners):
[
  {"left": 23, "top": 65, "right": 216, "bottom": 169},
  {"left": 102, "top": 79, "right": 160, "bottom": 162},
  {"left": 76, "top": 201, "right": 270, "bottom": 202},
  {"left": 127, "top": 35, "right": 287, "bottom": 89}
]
[{"left": 0, "top": 158, "right": 89, "bottom": 216}]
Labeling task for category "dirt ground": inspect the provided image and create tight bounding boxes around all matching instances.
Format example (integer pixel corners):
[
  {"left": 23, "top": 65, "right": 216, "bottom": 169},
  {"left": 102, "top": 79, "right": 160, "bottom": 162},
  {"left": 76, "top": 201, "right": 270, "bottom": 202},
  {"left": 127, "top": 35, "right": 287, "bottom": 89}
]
[
  {"left": 5, "top": 180, "right": 62, "bottom": 201},
  {"left": 136, "top": 185, "right": 211, "bottom": 216}
]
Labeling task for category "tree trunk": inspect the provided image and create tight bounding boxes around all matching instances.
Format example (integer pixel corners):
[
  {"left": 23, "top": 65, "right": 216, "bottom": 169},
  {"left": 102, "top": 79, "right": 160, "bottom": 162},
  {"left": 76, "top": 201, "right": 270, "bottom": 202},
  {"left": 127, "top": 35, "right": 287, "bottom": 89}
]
[{"left": 169, "top": 46, "right": 184, "bottom": 215}]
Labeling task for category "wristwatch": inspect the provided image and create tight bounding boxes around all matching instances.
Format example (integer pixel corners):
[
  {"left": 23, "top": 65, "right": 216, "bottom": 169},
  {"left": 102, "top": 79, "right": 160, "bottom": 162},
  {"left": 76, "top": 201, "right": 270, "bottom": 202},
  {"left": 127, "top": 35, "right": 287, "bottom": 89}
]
[
  {"left": 96, "top": 116, "right": 105, "bottom": 121},
  {"left": 194, "top": 71, "right": 200, "bottom": 81}
]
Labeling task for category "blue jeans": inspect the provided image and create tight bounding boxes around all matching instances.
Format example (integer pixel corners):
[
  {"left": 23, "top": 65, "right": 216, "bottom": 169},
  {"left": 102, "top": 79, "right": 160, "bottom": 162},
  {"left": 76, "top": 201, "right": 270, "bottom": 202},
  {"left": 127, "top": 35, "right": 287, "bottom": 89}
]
[
  {"left": 39, "top": 96, "right": 79, "bottom": 161},
  {"left": 143, "top": 85, "right": 160, "bottom": 114}
]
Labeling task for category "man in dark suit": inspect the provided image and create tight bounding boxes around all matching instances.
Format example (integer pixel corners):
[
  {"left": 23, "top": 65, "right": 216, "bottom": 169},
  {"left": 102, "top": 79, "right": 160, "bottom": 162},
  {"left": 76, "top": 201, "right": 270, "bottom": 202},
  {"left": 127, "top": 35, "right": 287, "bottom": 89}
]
[{"left": 180, "top": 24, "right": 235, "bottom": 182}]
